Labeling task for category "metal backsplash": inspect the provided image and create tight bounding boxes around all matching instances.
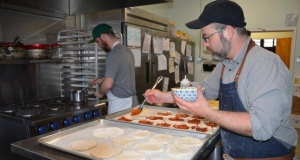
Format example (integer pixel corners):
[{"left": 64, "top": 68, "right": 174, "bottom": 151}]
[{"left": 0, "top": 10, "right": 66, "bottom": 105}]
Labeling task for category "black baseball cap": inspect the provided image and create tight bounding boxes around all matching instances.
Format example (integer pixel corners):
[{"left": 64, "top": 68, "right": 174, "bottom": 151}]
[{"left": 186, "top": 0, "right": 246, "bottom": 29}]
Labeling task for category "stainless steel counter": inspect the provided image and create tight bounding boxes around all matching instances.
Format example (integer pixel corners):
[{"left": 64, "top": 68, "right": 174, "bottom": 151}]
[{"left": 11, "top": 118, "right": 220, "bottom": 160}]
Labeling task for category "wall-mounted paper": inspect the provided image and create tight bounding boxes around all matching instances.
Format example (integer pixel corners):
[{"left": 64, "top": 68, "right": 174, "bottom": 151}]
[
  {"left": 169, "top": 57, "right": 174, "bottom": 73},
  {"left": 170, "top": 42, "right": 176, "bottom": 57},
  {"left": 163, "top": 38, "right": 170, "bottom": 51},
  {"left": 181, "top": 40, "right": 187, "bottom": 54},
  {"left": 175, "top": 51, "right": 181, "bottom": 64},
  {"left": 127, "top": 26, "right": 141, "bottom": 47},
  {"left": 142, "top": 33, "right": 151, "bottom": 54},
  {"left": 187, "top": 62, "right": 194, "bottom": 74},
  {"left": 153, "top": 37, "right": 163, "bottom": 54},
  {"left": 157, "top": 54, "right": 167, "bottom": 71},
  {"left": 131, "top": 48, "right": 141, "bottom": 67},
  {"left": 175, "top": 65, "right": 180, "bottom": 84},
  {"left": 186, "top": 44, "right": 192, "bottom": 57},
  {"left": 163, "top": 77, "right": 169, "bottom": 92}
]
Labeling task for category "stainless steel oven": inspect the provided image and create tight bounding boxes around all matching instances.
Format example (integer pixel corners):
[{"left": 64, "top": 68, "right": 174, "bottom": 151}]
[{"left": 0, "top": 97, "right": 107, "bottom": 160}]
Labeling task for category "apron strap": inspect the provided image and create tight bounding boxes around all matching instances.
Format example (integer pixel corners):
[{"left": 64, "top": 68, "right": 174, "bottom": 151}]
[{"left": 220, "top": 39, "right": 256, "bottom": 87}]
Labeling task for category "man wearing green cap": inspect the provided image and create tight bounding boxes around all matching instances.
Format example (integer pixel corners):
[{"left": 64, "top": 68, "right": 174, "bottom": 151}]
[{"left": 90, "top": 23, "right": 138, "bottom": 114}]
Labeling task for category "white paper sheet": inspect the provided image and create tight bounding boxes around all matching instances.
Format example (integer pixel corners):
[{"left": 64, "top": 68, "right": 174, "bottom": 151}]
[
  {"left": 157, "top": 54, "right": 167, "bottom": 71},
  {"left": 181, "top": 40, "right": 187, "bottom": 54},
  {"left": 127, "top": 26, "right": 141, "bottom": 47},
  {"left": 187, "top": 62, "right": 194, "bottom": 74},
  {"left": 163, "top": 38, "right": 170, "bottom": 51},
  {"left": 142, "top": 33, "right": 151, "bottom": 54},
  {"left": 170, "top": 42, "right": 176, "bottom": 57},
  {"left": 175, "top": 51, "right": 181, "bottom": 64},
  {"left": 153, "top": 37, "right": 163, "bottom": 54},
  {"left": 175, "top": 65, "right": 180, "bottom": 84},
  {"left": 131, "top": 48, "right": 141, "bottom": 67},
  {"left": 169, "top": 57, "right": 174, "bottom": 73},
  {"left": 186, "top": 44, "right": 192, "bottom": 57},
  {"left": 163, "top": 77, "right": 169, "bottom": 92}
]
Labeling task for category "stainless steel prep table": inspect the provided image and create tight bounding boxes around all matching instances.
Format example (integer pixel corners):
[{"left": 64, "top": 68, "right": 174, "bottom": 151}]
[{"left": 11, "top": 118, "right": 221, "bottom": 160}]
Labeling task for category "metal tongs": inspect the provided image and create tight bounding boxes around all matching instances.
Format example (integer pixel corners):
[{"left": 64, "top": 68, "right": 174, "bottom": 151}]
[{"left": 131, "top": 76, "right": 163, "bottom": 116}]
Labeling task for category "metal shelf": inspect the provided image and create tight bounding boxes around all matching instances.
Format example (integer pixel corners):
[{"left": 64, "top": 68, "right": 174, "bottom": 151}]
[
  {"left": 0, "top": 58, "right": 66, "bottom": 65},
  {"left": 57, "top": 27, "right": 122, "bottom": 101}
]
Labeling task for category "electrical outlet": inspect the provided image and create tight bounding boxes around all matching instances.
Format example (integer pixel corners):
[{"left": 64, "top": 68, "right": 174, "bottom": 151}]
[{"left": 297, "top": 56, "right": 300, "bottom": 62}]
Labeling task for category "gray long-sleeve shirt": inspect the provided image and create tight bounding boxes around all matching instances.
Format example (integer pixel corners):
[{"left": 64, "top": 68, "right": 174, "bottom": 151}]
[{"left": 201, "top": 38, "right": 298, "bottom": 146}]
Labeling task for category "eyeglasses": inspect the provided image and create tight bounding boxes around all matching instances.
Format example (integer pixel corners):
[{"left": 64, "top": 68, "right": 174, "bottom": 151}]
[{"left": 202, "top": 27, "right": 225, "bottom": 43}]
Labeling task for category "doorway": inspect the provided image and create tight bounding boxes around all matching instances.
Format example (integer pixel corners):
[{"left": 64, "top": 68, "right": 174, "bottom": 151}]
[{"left": 249, "top": 28, "right": 296, "bottom": 73}]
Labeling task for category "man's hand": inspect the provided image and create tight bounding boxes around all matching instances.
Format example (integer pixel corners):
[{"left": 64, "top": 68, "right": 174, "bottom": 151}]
[
  {"left": 90, "top": 78, "right": 104, "bottom": 85},
  {"left": 94, "top": 89, "right": 104, "bottom": 98},
  {"left": 144, "top": 89, "right": 174, "bottom": 104}
]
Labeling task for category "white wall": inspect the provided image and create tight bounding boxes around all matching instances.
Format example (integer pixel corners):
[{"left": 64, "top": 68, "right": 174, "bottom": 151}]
[{"left": 139, "top": 0, "right": 300, "bottom": 82}]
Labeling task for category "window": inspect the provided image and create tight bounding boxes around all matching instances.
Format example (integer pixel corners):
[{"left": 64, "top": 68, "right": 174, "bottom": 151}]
[{"left": 253, "top": 39, "right": 276, "bottom": 52}]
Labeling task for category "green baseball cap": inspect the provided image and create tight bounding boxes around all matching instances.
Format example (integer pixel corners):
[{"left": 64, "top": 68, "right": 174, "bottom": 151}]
[{"left": 88, "top": 23, "right": 112, "bottom": 43}]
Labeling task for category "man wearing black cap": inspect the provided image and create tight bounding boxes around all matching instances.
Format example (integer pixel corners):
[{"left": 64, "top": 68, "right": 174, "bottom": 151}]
[
  {"left": 89, "top": 23, "right": 139, "bottom": 114},
  {"left": 144, "top": 0, "right": 297, "bottom": 159}
]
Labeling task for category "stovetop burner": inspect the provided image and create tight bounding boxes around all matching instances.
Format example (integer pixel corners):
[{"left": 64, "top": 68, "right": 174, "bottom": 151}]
[
  {"left": 44, "top": 104, "right": 66, "bottom": 111},
  {"left": 15, "top": 108, "right": 42, "bottom": 118},
  {"left": 26, "top": 102, "right": 47, "bottom": 108},
  {"left": 48, "top": 97, "right": 68, "bottom": 104},
  {"left": 0, "top": 104, "right": 24, "bottom": 114},
  {"left": 68, "top": 101, "right": 87, "bottom": 106}
]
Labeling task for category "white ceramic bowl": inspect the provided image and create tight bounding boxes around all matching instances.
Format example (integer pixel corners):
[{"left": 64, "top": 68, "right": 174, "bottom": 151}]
[{"left": 171, "top": 87, "right": 205, "bottom": 102}]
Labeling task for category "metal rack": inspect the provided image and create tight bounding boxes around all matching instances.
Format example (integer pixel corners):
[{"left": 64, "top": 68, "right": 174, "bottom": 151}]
[{"left": 57, "top": 28, "right": 122, "bottom": 101}]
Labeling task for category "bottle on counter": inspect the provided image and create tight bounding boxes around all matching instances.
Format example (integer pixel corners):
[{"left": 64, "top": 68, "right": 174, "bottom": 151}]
[{"left": 180, "top": 75, "right": 190, "bottom": 87}]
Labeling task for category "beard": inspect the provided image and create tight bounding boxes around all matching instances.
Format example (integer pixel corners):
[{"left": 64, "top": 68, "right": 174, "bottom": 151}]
[
  {"left": 100, "top": 39, "right": 111, "bottom": 53},
  {"left": 207, "top": 34, "right": 231, "bottom": 60}
]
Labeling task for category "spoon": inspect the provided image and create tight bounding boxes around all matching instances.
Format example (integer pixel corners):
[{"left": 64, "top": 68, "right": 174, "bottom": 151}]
[
  {"left": 131, "top": 76, "right": 163, "bottom": 116},
  {"left": 83, "top": 74, "right": 104, "bottom": 92}
]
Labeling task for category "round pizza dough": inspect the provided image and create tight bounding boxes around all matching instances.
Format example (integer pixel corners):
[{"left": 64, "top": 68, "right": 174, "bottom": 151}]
[
  {"left": 93, "top": 127, "right": 124, "bottom": 138},
  {"left": 114, "top": 151, "right": 146, "bottom": 160},
  {"left": 166, "top": 144, "right": 193, "bottom": 158},
  {"left": 90, "top": 143, "right": 122, "bottom": 159},
  {"left": 136, "top": 142, "right": 164, "bottom": 154},
  {"left": 70, "top": 140, "right": 97, "bottom": 151},
  {"left": 174, "top": 136, "right": 203, "bottom": 146},
  {"left": 113, "top": 136, "right": 135, "bottom": 147},
  {"left": 129, "top": 130, "right": 151, "bottom": 139},
  {"left": 149, "top": 134, "right": 174, "bottom": 144}
]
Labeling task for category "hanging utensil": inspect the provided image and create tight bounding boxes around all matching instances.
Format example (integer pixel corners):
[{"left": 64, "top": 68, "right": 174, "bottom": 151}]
[{"left": 131, "top": 76, "right": 163, "bottom": 116}]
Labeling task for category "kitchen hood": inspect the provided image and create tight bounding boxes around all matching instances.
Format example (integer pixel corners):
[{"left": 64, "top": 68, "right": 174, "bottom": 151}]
[{"left": 0, "top": 0, "right": 172, "bottom": 19}]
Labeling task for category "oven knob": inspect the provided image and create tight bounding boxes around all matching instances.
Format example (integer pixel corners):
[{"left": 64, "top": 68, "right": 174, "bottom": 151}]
[
  {"left": 93, "top": 110, "right": 100, "bottom": 117},
  {"left": 50, "top": 122, "right": 58, "bottom": 130},
  {"left": 63, "top": 118, "right": 71, "bottom": 126},
  {"left": 73, "top": 115, "right": 81, "bottom": 123},
  {"left": 38, "top": 126, "right": 47, "bottom": 134},
  {"left": 85, "top": 112, "right": 92, "bottom": 120}
]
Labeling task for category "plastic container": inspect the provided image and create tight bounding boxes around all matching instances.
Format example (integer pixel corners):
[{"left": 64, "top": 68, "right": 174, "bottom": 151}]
[
  {"left": 180, "top": 75, "right": 190, "bottom": 87},
  {"left": 295, "top": 76, "right": 300, "bottom": 84}
]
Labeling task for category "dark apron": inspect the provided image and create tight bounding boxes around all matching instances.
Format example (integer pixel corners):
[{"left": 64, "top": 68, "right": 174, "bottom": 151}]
[{"left": 219, "top": 40, "right": 291, "bottom": 158}]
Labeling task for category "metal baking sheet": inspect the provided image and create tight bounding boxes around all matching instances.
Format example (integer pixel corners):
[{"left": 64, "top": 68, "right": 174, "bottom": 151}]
[
  {"left": 38, "top": 119, "right": 210, "bottom": 160},
  {"left": 105, "top": 105, "right": 219, "bottom": 136}
]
